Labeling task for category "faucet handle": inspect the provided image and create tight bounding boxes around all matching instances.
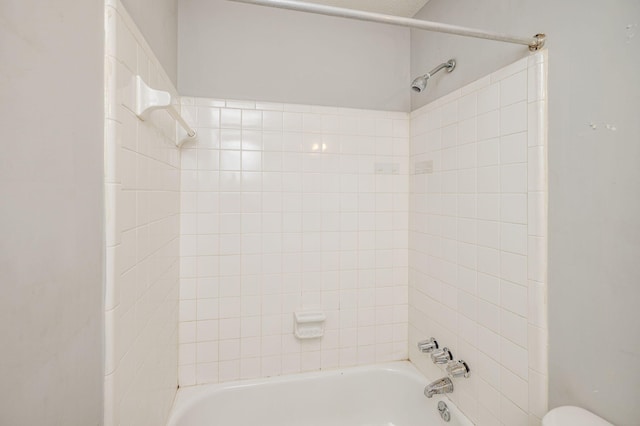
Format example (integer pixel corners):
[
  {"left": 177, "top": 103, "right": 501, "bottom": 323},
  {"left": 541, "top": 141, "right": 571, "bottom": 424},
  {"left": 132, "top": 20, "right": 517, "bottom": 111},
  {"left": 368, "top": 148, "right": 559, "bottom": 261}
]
[
  {"left": 447, "top": 360, "right": 470, "bottom": 378},
  {"left": 417, "top": 338, "right": 439, "bottom": 353},
  {"left": 431, "top": 347, "right": 453, "bottom": 364}
]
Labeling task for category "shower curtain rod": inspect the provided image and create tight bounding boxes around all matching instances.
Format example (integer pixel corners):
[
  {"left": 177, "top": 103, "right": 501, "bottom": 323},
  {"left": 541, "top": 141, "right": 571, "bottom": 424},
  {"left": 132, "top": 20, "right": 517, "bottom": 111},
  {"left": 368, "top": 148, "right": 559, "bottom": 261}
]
[{"left": 227, "top": 0, "right": 545, "bottom": 51}]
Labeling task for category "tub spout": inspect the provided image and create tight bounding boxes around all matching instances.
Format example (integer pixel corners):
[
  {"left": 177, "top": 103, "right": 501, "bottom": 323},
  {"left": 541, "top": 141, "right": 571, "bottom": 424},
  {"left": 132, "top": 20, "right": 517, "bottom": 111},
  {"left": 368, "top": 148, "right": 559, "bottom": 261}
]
[{"left": 424, "top": 377, "right": 454, "bottom": 398}]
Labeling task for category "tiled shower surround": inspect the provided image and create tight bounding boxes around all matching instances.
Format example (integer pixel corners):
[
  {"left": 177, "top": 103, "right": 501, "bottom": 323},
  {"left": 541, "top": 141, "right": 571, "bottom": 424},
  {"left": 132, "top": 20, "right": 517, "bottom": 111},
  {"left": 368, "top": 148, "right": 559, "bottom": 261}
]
[
  {"left": 178, "top": 100, "right": 411, "bottom": 385},
  {"left": 104, "top": 2, "right": 180, "bottom": 425},
  {"left": 104, "top": 3, "right": 548, "bottom": 423},
  {"left": 176, "top": 56, "right": 548, "bottom": 425},
  {"left": 408, "top": 53, "right": 548, "bottom": 426}
]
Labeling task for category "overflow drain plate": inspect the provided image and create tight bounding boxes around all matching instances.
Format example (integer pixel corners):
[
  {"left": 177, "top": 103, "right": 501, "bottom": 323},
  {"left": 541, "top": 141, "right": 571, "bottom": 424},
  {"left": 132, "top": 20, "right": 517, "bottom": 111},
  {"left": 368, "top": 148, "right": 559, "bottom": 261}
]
[{"left": 437, "top": 401, "right": 451, "bottom": 422}]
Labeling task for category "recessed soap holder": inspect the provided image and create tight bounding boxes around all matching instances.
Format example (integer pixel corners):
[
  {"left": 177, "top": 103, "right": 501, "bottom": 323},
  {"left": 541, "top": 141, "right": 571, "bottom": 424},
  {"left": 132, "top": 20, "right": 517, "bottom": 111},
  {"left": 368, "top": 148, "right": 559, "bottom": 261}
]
[{"left": 293, "top": 311, "right": 326, "bottom": 340}]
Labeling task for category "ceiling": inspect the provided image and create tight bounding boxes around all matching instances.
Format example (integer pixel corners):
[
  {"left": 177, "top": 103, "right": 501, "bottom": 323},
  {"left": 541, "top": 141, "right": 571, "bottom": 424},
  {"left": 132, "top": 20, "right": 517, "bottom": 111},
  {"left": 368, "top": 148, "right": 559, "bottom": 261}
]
[{"left": 299, "top": 0, "right": 431, "bottom": 18}]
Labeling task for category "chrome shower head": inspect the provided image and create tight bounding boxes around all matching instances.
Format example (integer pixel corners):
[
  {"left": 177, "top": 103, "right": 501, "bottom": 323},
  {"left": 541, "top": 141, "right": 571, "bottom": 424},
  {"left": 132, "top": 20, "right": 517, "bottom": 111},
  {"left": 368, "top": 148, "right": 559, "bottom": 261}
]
[
  {"left": 411, "top": 59, "right": 456, "bottom": 93},
  {"left": 411, "top": 75, "right": 429, "bottom": 93}
]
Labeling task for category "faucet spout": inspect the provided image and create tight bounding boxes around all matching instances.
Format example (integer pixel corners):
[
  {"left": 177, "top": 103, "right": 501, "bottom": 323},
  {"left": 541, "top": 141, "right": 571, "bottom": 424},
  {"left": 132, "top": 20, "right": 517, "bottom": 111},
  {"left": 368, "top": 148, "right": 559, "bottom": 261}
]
[{"left": 424, "top": 376, "right": 454, "bottom": 398}]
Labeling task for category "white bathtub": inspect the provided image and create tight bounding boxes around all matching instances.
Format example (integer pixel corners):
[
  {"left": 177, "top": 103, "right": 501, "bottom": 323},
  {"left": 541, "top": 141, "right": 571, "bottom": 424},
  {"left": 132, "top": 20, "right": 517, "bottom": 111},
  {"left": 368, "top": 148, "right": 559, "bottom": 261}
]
[{"left": 167, "top": 361, "right": 473, "bottom": 426}]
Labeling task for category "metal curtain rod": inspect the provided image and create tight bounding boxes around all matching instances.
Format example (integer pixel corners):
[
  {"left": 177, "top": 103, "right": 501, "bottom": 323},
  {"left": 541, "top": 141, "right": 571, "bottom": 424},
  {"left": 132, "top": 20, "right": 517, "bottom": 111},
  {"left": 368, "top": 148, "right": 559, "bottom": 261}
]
[{"left": 227, "top": 0, "right": 546, "bottom": 50}]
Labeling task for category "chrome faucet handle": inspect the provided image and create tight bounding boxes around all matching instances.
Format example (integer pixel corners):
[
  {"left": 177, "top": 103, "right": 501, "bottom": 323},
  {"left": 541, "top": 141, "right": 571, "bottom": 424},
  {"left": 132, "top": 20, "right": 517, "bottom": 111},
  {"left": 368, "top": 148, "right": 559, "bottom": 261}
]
[
  {"left": 417, "top": 338, "right": 439, "bottom": 353},
  {"left": 431, "top": 347, "right": 453, "bottom": 364},
  {"left": 446, "top": 360, "right": 470, "bottom": 378}
]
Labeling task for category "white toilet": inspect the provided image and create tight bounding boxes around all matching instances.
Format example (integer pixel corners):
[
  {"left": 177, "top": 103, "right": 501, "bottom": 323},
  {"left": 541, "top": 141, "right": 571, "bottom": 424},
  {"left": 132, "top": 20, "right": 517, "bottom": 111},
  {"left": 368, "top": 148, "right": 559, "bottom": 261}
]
[{"left": 542, "top": 406, "right": 614, "bottom": 426}]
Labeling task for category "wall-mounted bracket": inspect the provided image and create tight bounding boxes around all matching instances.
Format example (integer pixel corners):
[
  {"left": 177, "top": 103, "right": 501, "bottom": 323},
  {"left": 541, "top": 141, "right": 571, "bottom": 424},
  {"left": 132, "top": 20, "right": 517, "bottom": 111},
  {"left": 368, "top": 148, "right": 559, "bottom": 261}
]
[
  {"left": 529, "top": 33, "right": 546, "bottom": 51},
  {"left": 134, "top": 75, "right": 197, "bottom": 148}
]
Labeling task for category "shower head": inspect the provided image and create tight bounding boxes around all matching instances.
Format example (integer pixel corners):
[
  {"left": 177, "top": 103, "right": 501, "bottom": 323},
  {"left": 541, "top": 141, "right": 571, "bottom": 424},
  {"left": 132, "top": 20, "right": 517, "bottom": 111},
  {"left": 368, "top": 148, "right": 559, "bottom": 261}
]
[
  {"left": 411, "top": 59, "right": 456, "bottom": 93},
  {"left": 411, "top": 75, "right": 429, "bottom": 93}
]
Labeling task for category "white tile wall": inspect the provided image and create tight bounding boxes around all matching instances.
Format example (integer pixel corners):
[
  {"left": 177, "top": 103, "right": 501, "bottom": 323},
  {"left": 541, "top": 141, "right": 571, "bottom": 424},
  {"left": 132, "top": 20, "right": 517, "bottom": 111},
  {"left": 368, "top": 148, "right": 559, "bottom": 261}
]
[
  {"left": 104, "top": 2, "right": 180, "bottom": 425},
  {"left": 408, "top": 52, "right": 548, "bottom": 426},
  {"left": 178, "top": 99, "right": 410, "bottom": 386},
  {"left": 105, "top": 4, "right": 547, "bottom": 423}
]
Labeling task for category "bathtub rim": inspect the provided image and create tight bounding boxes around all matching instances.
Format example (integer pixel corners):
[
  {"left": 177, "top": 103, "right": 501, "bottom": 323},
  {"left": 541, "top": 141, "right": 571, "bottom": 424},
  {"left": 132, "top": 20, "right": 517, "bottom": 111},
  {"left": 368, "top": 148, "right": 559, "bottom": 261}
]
[{"left": 168, "top": 360, "right": 473, "bottom": 426}]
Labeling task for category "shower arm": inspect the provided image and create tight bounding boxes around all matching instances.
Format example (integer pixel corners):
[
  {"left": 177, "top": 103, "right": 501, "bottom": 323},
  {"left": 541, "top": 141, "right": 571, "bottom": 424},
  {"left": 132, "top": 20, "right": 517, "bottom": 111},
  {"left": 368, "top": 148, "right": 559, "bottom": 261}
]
[
  {"left": 227, "top": 0, "right": 546, "bottom": 51},
  {"left": 426, "top": 61, "right": 455, "bottom": 79}
]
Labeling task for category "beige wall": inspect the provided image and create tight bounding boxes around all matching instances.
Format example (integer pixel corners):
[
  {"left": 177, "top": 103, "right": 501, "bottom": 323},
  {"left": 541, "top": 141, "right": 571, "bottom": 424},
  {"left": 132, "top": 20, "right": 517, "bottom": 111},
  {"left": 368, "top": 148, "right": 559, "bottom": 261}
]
[
  {"left": 121, "top": 0, "right": 178, "bottom": 84},
  {"left": 178, "top": 0, "right": 411, "bottom": 111},
  {"left": 0, "top": 0, "right": 104, "bottom": 424},
  {"left": 411, "top": 1, "right": 640, "bottom": 424}
]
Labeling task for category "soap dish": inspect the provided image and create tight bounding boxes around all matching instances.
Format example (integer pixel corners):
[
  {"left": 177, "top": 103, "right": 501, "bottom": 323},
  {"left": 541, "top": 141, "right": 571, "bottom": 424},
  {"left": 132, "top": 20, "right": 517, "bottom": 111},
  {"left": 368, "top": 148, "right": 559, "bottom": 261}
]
[{"left": 293, "top": 311, "right": 326, "bottom": 340}]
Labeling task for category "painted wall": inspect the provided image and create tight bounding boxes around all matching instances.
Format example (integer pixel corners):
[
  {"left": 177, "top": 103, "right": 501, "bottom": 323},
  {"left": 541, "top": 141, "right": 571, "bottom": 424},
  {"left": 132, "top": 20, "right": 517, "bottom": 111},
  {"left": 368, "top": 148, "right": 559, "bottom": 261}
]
[
  {"left": 103, "top": 2, "right": 181, "bottom": 425},
  {"left": 411, "top": 1, "right": 640, "bottom": 424},
  {"left": 177, "top": 97, "right": 410, "bottom": 385},
  {"left": 121, "top": 0, "right": 178, "bottom": 84},
  {"left": 178, "top": 0, "right": 411, "bottom": 111},
  {"left": 0, "top": 0, "right": 104, "bottom": 424},
  {"left": 409, "top": 54, "right": 548, "bottom": 426}
]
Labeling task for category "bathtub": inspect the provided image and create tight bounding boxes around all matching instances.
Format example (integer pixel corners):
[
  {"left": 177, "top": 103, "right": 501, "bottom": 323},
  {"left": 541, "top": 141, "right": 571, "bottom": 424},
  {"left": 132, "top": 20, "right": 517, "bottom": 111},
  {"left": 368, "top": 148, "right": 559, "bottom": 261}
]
[{"left": 167, "top": 361, "right": 473, "bottom": 426}]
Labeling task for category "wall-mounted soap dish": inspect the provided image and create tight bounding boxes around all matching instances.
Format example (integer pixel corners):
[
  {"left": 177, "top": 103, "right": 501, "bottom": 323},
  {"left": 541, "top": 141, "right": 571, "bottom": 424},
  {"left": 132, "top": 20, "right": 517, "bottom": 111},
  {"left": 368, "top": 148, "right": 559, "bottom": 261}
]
[{"left": 293, "top": 311, "right": 326, "bottom": 340}]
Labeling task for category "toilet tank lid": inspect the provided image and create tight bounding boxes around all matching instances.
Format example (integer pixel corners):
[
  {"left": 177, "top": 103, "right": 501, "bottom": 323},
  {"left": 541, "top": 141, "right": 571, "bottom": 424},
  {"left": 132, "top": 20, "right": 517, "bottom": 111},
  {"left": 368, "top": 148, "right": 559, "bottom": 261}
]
[{"left": 543, "top": 406, "right": 613, "bottom": 426}]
